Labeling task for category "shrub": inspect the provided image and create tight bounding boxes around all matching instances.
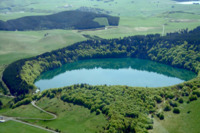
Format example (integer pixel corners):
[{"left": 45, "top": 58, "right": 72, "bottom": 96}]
[
  {"left": 125, "top": 112, "right": 139, "bottom": 118},
  {"left": 164, "top": 104, "right": 171, "bottom": 111},
  {"left": 154, "top": 95, "right": 162, "bottom": 103},
  {"left": 0, "top": 100, "right": 3, "bottom": 108},
  {"left": 146, "top": 124, "right": 153, "bottom": 130},
  {"left": 169, "top": 101, "right": 178, "bottom": 107},
  {"left": 157, "top": 112, "right": 164, "bottom": 120},
  {"left": 166, "top": 93, "right": 175, "bottom": 99},
  {"left": 12, "top": 98, "right": 32, "bottom": 108},
  {"left": 96, "top": 109, "right": 101, "bottom": 115},
  {"left": 173, "top": 108, "right": 180, "bottom": 114},
  {"left": 192, "top": 86, "right": 198, "bottom": 90},
  {"left": 192, "top": 90, "right": 200, "bottom": 97},
  {"left": 189, "top": 95, "right": 198, "bottom": 101},
  {"left": 178, "top": 98, "right": 184, "bottom": 103}
]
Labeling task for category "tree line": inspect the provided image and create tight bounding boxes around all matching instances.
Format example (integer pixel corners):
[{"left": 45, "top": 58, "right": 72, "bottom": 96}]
[{"left": 2, "top": 26, "right": 200, "bottom": 132}]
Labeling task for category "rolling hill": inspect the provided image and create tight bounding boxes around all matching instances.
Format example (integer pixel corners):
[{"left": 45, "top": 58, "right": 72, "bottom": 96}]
[{"left": 0, "top": 10, "right": 119, "bottom": 31}]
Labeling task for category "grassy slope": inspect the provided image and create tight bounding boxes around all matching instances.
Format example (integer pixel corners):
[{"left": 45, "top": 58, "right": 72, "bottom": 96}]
[
  {"left": 150, "top": 99, "right": 200, "bottom": 133},
  {"left": 0, "top": 0, "right": 200, "bottom": 132},
  {"left": 2, "top": 104, "right": 53, "bottom": 119},
  {"left": 0, "top": 95, "right": 107, "bottom": 133},
  {"left": 0, "top": 121, "right": 49, "bottom": 133},
  {"left": 0, "top": 30, "right": 86, "bottom": 65},
  {"left": 0, "top": 0, "right": 200, "bottom": 65},
  {"left": 26, "top": 97, "right": 107, "bottom": 133},
  {"left": 0, "top": 95, "right": 12, "bottom": 113}
]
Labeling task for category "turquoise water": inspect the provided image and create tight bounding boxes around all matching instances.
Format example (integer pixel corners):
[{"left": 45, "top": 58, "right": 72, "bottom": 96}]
[{"left": 34, "top": 58, "right": 196, "bottom": 91}]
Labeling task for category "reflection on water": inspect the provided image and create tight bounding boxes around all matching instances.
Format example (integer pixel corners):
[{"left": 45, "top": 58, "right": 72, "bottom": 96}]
[{"left": 35, "top": 58, "right": 196, "bottom": 91}]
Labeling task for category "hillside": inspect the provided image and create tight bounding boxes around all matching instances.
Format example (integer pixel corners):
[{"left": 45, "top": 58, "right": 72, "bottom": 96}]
[
  {"left": 0, "top": 10, "right": 119, "bottom": 31},
  {"left": 1, "top": 26, "right": 200, "bottom": 132}
]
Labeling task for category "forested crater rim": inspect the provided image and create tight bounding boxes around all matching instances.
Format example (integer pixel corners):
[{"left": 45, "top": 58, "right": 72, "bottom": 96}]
[{"left": 2, "top": 26, "right": 200, "bottom": 96}]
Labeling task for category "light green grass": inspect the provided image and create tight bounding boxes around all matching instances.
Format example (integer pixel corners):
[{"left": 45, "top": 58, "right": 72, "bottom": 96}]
[
  {"left": 0, "top": 95, "right": 12, "bottom": 113},
  {"left": 2, "top": 104, "right": 53, "bottom": 119},
  {"left": 0, "top": 30, "right": 86, "bottom": 65},
  {"left": 27, "top": 97, "right": 108, "bottom": 133},
  {"left": 150, "top": 99, "right": 200, "bottom": 133},
  {"left": 93, "top": 17, "right": 109, "bottom": 26},
  {"left": 0, "top": 121, "right": 49, "bottom": 133},
  {"left": 0, "top": 0, "right": 200, "bottom": 65}
]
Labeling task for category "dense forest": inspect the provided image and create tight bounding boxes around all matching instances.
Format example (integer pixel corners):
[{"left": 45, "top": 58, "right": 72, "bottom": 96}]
[
  {"left": 2, "top": 26, "right": 200, "bottom": 132},
  {"left": 0, "top": 10, "right": 119, "bottom": 31}
]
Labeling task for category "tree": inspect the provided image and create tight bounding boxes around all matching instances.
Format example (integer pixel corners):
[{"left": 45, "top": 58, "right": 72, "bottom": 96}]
[
  {"left": 189, "top": 95, "right": 198, "bottom": 101},
  {"left": 154, "top": 95, "right": 162, "bottom": 103},
  {"left": 178, "top": 98, "right": 184, "bottom": 103},
  {"left": 173, "top": 108, "right": 180, "bottom": 114},
  {"left": 164, "top": 104, "right": 171, "bottom": 111},
  {"left": 96, "top": 109, "right": 101, "bottom": 115},
  {"left": 0, "top": 100, "right": 3, "bottom": 108},
  {"left": 192, "top": 90, "right": 200, "bottom": 97}
]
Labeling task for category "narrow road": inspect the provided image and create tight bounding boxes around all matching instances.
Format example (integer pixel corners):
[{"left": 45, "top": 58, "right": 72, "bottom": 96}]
[
  {"left": 162, "top": 24, "right": 165, "bottom": 36},
  {"left": 1, "top": 101, "right": 58, "bottom": 133},
  {"left": 13, "top": 119, "right": 58, "bottom": 133},
  {"left": 31, "top": 101, "right": 57, "bottom": 120},
  {"left": 0, "top": 93, "right": 15, "bottom": 98}
]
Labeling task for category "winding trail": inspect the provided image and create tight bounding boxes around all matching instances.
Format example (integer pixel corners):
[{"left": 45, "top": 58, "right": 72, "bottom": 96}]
[
  {"left": 30, "top": 101, "right": 57, "bottom": 120},
  {"left": 1, "top": 100, "right": 58, "bottom": 133}
]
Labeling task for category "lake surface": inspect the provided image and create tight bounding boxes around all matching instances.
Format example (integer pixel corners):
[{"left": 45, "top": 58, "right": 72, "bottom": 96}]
[{"left": 35, "top": 58, "right": 196, "bottom": 91}]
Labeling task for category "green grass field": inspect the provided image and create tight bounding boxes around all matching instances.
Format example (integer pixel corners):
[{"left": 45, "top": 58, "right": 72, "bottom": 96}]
[
  {"left": 2, "top": 104, "right": 53, "bottom": 119},
  {"left": 0, "top": 30, "right": 86, "bottom": 65},
  {"left": 150, "top": 99, "right": 200, "bottom": 133},
  {"left": 0, "top": 121, "right": 49, "bottom": 133},
  {"left": 26, "top": 97, "right": 108, "bottom": 133},
  {"left": 0, "top": 0, "right": 200, "bottom": 66}
]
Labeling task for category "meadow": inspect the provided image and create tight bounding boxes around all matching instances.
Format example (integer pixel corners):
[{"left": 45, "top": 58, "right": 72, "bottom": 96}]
[
  {"left": 0, "top": 95, "right": 107, "bottom": 133},
  {"left": 150, "top": 99, "right": 200, "bottom": 133},
  {"left": 0, "top": 0, "right": 200, "bottom": 132},
  {"left": 0, "top": 121, "right": 49, "bottom": 133},
  {"left": 0, "top": 0, "right": 200, "bottom": 65},
  {"left": 0, "top": 30, "right": 86, "bottom": 65}
]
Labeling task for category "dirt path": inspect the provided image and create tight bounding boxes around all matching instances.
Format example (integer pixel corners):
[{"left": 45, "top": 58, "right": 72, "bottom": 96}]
[
  {"left": 1, "top": 101, "right": 58, "bottom": 133},
  {"left": 31, "top": 101, "right": 57, "bottom": 120}
]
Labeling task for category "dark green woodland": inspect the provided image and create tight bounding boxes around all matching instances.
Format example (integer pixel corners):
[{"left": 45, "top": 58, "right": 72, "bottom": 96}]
[{"left": 0, "top": 10, "right": 119, "bottom": 31}]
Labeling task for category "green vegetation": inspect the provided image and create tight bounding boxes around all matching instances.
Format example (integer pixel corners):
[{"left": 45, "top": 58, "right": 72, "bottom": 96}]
[
  {"left": 0, "top": 0, "right": 200, "bottom": 67},
  {"left": 1, "top": 26, "right": 200, "bottom": 132},
  {"left": 1, "top": 0, "right": 200, "bottom": 132},
  {"left": 0, "top": 100, "right": 3, "bottom": 108},
  {"left": 173, "top": 108, "right": 180, "bottom": 114},
  {"left": 93, "top": 17, "right": 109, "bottom": 26},
  {"left": 26, "top": 97, "right": 107, "bottom": 133},
  {"left": 3, "top": 27, "right": 200, "bottom": 96},
  {"left": 2, "top": 104, "right": 52, "bottom": 119},
  {"left": 151, "top": 99, "right": 200, "bottom": 133},
  {"left": 0, "top": 11, "right": 119, "bottom": 31},
  {"left": 0, "top": 30, "right": 86, "bottom": 65},
  {"left": 0, "top": 121, "right": 49, "bottom": 133}
]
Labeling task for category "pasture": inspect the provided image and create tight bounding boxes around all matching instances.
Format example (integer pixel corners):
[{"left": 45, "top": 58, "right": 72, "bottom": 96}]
[
  {"left": 0, "top": 121, "right": 49, "bottom": 133},
  {"left": 24, "top": 97, "right": 107, "bottom": 133},
  {"left": 0, "top": 30, "right": 86, "bottom": 65},
  {"left": 0, "top": 0, "right": 200, "bottom": 65},
  {"left": 0, "top": 0, "right": 200, "bottom": 132},
  {"left": 150, "top": 99, "right": 200, "bottom": 133}
]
